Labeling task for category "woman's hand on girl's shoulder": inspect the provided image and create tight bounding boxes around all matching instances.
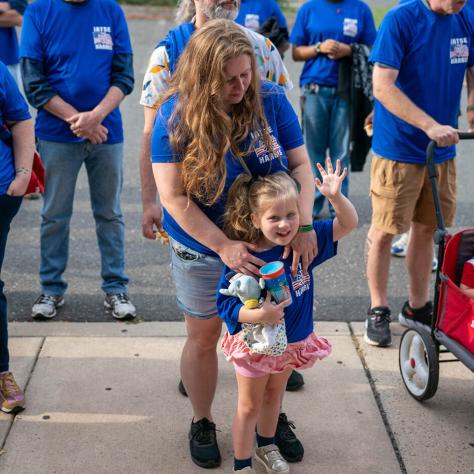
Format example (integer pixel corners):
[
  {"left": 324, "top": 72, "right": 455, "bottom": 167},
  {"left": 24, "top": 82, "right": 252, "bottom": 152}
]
[
  {"left": 218, "top": 239, "right": 266, "bottom": 277},
  {"left": 284, "top": 230, "right": 318, "bottom": 276}
]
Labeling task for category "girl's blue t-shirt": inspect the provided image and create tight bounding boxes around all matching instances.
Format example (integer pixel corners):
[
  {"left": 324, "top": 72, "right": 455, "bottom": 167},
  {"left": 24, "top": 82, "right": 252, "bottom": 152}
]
[
  {"left": 0, "top": 62, "right": 31, "bottom": 195},
  {"left": 216, "top": 220, "right": 337, "bottom": 343},
  {"left": 19, "top": 0, "right": 132, "bottom": 144},
  {"left": 370, "top": 0, "right": 474, "bottom": 164},
  {"left": 290, "top": 0, "right": 376, "bottom": 87},
  {"left": 151, "top": 80, "right": 305, "bottom": 256},
  {"left": 235, "top": 0, "right": 288, "bottom": 30}
]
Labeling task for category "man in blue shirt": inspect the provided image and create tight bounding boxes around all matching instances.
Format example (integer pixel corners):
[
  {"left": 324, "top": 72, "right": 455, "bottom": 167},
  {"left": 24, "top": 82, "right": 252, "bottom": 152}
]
[
  {"left": 20, "top": 0, "right": 136, "bottom": 321},
  {"left": 290, "top": 0, "right": 376, "bottom": 219},
  {"left": 0, "top": 0, "right": 28, "bottom": 87},
  {"left": 365, "top": 0, "right": 474, "bottom": 347}
]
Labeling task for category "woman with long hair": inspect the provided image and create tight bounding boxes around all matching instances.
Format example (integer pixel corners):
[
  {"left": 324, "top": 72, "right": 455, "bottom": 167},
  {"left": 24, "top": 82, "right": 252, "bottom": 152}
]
[{"left": 151, "top": 19, "right": 316, "bottom": 469}]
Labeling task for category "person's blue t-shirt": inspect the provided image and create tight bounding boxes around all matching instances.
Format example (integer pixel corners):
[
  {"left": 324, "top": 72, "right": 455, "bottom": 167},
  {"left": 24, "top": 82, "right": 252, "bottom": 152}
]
[
  {"left": 151, "top": 81, "right": 304, "bottom": 256},
  {"left": 0, "top": 29, "right": 20, "bottom": 66},
  {"left": 20, "top": 0, "right": 132, "bottom": 144},
  {"left": 290, "top": 0, "right": 376, "bottom": 87},
  {"left": 235, "top": 0, "right": 288, "bottom": 31},
  {"left": 370, "top": 0, "right": 474, "bottom": 164},
  {"left": 0, "top": 62, "right": 31, "bottom": 195},
  {"left": 217, "top": 220, "right": 337, "bottom": 343}
]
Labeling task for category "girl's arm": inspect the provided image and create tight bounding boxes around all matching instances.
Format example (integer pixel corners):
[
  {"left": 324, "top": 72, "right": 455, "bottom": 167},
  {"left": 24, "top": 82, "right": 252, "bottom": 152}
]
[
  {"left": 238, "top": 293, "right": 286, "bottom": 325},
  {"left": 285, "top": 144, "right": 318, "bottom": 274},
  {"left": 153, "top": 162, "right": 266, "bottom": 275}
]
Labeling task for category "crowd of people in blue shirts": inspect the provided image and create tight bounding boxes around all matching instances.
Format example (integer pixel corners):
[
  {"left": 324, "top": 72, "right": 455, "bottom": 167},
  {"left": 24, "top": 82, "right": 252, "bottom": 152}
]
[{"left": 1, "top": 0, "right": 474, "bottom": 472}]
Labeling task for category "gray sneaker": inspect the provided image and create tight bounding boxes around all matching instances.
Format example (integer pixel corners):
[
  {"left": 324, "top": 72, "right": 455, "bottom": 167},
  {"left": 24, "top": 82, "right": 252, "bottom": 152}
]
[
  {"left": 104, "top": 293, "right": 136, "bottom": 320},
  {"left": 32, "top": 294, "right": 64, "bottom": 319},
  {"left": 255, "top": 444, "right": 290, "bottom": 474}
]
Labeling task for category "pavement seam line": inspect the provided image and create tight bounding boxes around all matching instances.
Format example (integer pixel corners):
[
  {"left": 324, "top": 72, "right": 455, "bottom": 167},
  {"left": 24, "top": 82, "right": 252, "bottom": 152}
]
[
  {"left": 1, "top": 336, "right": 46, "bottom": 451},
  {"left": 348, "top": 322, "right": 407, "bottom": 474}
]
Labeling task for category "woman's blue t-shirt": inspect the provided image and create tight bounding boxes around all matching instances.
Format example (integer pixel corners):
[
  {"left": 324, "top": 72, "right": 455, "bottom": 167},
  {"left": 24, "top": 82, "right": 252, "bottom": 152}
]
[
  {"left": 216, "top": 220, "right": 337, "bottom": 343},
  {"left": 0, "top": 62, "right": 31, "bottom": 196},
  {"left": 20, "top": 0, "right": 132, "bottom": 144},
  {"left": 370, "top": 0, "right": 474, "bottom": 164},
  {"left": 290, "top": 0, "right": 376, "bottom": 87},
  {"left": 151, "top": 81, "right": 304, "bottom": 256},
  {"left": 235, "top": 0, "right": 288, "bottom": 31}
]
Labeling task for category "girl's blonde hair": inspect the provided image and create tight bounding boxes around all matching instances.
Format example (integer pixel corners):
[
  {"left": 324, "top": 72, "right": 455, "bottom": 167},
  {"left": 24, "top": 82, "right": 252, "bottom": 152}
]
[
  {"left": 223, "top": 172, "right": 301, "bottom": 243},
  {"left": 157, "top": 19, "right": 272, "bottom": 206}
]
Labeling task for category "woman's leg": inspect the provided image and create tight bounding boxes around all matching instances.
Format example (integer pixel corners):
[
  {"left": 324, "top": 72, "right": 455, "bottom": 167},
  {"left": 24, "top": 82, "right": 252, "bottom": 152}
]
[
  {"left": 233, "top": 371, "right": 269, "bottom": 459},
  {"left": 257, "top": 369, "right": 292, "bottom": 438},
  {"left": 181, "top": 314, "right": 222, "bottom": 421}
]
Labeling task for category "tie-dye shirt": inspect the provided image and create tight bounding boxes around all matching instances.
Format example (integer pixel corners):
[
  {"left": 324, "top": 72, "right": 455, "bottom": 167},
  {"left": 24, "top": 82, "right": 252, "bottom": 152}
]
[{"left": 140, "top": 22, "right": 293, "bottom": 108}]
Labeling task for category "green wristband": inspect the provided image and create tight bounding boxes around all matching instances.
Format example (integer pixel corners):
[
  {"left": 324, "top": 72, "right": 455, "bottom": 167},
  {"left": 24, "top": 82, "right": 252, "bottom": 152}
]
[{"left": 298, "top": 224, "right": 313, "bottom": 233}]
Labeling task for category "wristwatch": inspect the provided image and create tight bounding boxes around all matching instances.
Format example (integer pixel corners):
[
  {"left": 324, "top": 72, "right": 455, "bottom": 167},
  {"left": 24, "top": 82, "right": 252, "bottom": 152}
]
[{"left": 314, "top": 42, "right": 321, "bottom": 55}]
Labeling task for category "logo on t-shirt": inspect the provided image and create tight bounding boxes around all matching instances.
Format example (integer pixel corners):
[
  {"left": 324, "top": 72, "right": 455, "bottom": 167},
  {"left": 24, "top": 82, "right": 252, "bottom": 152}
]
[
  {"left": 291, "top": 264, "right": 310, "bottom": 297},
  {"left": 450, "top": 37, "right": 469, "bottom": 64},
  {"left": 343, "top": 18, "right": 358, "bottom": 38},
  {"left": 93, "top": 26, "right": 113, "bottom": 50},
  {"left": 244, "top": 14, "right": 260, "bottom": 31},
  {"left": 251, "top": 126, "right": 283, "bottom": 164}
]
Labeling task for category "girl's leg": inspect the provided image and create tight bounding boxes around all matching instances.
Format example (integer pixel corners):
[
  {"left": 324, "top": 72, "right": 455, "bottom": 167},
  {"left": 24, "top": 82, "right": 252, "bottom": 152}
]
[
  {"left": 233, "top": 371, "right": 269, "bottom": 459},
  {"left": 257, "top": 369, "right": 292, "bottom": 438},
  {"left": 181, "top": 314, "right": 222, "bottom": 421}
]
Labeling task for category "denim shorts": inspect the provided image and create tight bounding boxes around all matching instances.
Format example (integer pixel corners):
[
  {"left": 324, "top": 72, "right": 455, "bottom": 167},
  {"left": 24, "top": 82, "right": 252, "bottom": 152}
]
[{"left": 169, "top": 237, "right": 224, "bottom": 319}]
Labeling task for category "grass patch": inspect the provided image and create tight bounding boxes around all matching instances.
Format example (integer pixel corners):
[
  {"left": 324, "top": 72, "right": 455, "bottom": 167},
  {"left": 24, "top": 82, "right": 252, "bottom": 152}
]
[{"left": 372, "top": 4, "right": 395, "bottom": 27}]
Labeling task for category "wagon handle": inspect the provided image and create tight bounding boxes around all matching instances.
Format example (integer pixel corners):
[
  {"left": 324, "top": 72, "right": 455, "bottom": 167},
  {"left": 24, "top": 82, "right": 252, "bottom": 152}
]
[{"left": 426, "top": 132, "right": 474, "bottom": 240}]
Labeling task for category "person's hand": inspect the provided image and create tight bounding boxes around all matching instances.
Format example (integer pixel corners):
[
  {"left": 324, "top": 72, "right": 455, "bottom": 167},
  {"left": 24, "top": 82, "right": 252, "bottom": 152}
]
[
  {"left": 364, "top": 110, "right": 374, "bottom": 137},
  {"left": 327, "top": 42, "right": 352, "bottom": 60},
  {"left": 425, "top": 123, "right": 459, "bottom": 147},
  {"left": 218, "top": 240, "right": 266, "bottom": 277},
  {"left": 320, "top": 40, "right": 351, "bottom": 59},
  {"left": 256, "top": 292, "right": 287, "bottom": 325},
  {"left": 6, "top": 174, "right": 30, "bottom": 196},
  {"left": 319, "top": 39, "right": 339, "bottom": 56},
  {"left": 283, "top": 230, "right": 317, "bottom": 276},
  {"left": 316, "top": 158, "right": 347, "bottom": 201},
  {"left": 142, "top": 202, "right": 163, "bottom": 240},
  {"left": 68, "top": 112, "right": 108, "bottom": 144}
]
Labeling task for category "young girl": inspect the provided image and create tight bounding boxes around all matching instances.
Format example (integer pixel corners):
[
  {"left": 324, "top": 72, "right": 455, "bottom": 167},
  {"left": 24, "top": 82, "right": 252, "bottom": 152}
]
[{"left": 217, "top": 161, "right": 358, "bottom": 473}]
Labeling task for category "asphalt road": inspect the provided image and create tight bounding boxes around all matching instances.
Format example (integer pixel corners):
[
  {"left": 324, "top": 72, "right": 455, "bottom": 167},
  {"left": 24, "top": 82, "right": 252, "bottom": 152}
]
[{"left": 4, "top": 9, "right": 474, "bottom": 322}]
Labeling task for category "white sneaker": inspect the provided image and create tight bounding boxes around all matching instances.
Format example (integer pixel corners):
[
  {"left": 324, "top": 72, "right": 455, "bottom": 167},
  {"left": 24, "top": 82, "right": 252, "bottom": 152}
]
[
  {"left": 32, "top": 294, "right": 64, "bottom": 319},
  {"left": 104, "top": 293, "right": 136, "bottom": 320},
  {"left": 255, "top": 444, "right": 290, "bottom": 474},
  {"left": 391, "top": 232, "right": 409, "bottom": 257}
]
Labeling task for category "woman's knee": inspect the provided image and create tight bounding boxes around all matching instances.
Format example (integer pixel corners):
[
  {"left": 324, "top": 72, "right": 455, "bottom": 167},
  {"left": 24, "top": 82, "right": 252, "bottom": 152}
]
[{"left": 186, "top": 317, "right": 222, "bottom": 352}]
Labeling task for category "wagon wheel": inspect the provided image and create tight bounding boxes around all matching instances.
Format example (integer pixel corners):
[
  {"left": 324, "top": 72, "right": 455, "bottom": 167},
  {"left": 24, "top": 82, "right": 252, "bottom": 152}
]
[{"left": 399, "top": 328, "right": 439, "bottom": 401}]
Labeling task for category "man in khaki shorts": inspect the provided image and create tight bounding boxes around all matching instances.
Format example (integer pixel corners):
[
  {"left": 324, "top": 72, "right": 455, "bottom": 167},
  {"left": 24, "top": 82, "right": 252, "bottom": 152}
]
[{"left": 363, "top": 0, "right": 474, "bottom": 347}]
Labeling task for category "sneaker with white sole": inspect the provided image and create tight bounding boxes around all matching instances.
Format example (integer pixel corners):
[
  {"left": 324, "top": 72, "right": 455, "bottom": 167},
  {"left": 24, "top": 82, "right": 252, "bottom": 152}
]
[
  {"left": 365, "top": 306, "right": 392, "bottom": 347},
  {"left": 391, "top": 232, "right": 408, "bottom": 257},
  {"left": 255, "top": 444, "right": 290, "bottom": 474},
  {"left": 32, "top": 294, "right": 64, "bottom": 319},
  {"left": 0, "top": 372, "right": 25, "bottom": 413},
  {"left": 104, "top": 293, "right": 136, "bottom": 320},
  {"left": 398, "top": 301, "right": 433, "bottom": 330}
]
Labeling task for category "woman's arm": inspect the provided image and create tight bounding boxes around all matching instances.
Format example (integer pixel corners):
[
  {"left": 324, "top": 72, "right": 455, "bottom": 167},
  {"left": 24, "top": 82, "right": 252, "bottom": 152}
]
[
  {"left": 6, "top": 118, "right": 35, "bottom": 196},
  {"left": 152, "top": 162, "right": 266, "bottom": 275},
  {"left": 284, "top": 144, "right": 317, "bottom": 274}
]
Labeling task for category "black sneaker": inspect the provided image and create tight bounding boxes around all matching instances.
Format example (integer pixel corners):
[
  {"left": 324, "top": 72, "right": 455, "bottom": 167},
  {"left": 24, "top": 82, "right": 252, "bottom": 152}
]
[
  {"left": 398, "top": 301, "right": 433, "bottom": 328},
  {"left": 178, "top": 379, "right": 188, "bottom": 397},
  {"left": 189, "top": 418, "right": 221, "bottom": 468},
  {"left": 364, "top": 306, "right": 392, "bottom": 347},
  {"left": 285, "top": 370, "right": 304, "bottom": 392},
  {"left": 275, "top": 412, "right": 304, "bottom": 463}
]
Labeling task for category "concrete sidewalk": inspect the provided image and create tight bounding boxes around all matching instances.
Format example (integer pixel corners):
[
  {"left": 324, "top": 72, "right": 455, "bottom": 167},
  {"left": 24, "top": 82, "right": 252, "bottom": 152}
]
[{"left": 0, "top": 322, "right": 472, "bottom": 474}]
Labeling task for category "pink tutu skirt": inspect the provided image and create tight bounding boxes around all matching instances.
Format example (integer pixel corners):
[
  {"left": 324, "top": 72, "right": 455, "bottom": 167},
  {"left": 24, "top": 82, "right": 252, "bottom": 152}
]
[{"left": 221, "top": 331, "right": 332, "bottom": 378}]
